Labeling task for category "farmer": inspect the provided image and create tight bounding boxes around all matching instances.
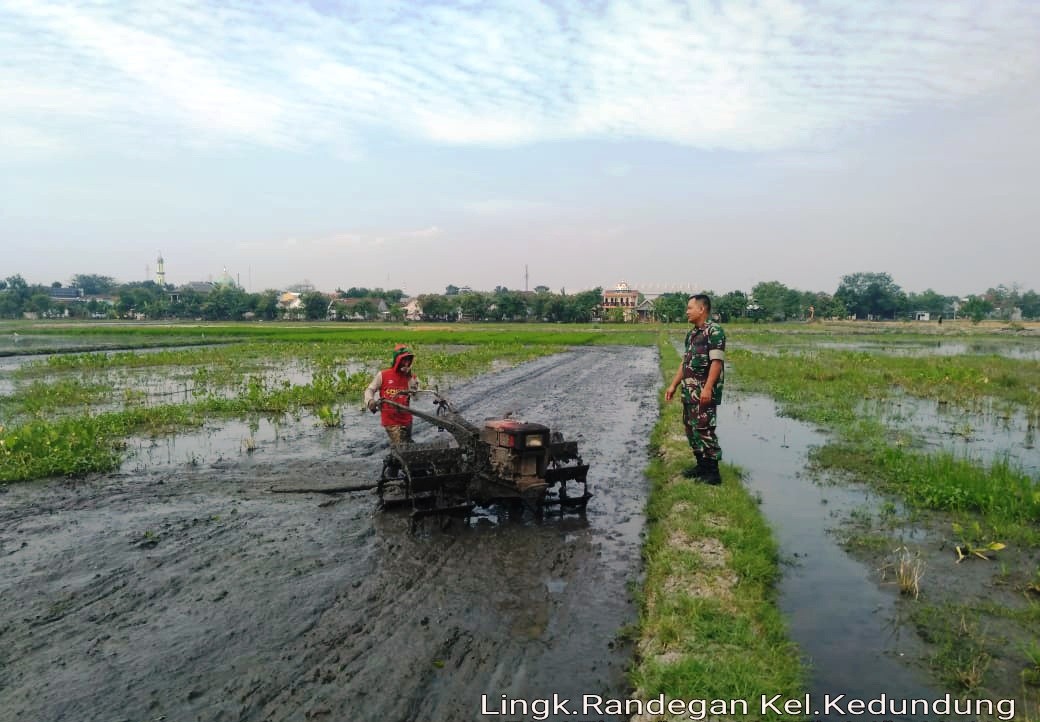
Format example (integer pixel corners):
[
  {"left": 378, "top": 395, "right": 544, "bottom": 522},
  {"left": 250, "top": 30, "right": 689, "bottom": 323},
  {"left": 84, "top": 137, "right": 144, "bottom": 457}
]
[
  {"left": 664, "top": 294, "right": 726, "bottom": 484},
  {"left": 364, "top": 344, "right": 420, "bottom": 445}
]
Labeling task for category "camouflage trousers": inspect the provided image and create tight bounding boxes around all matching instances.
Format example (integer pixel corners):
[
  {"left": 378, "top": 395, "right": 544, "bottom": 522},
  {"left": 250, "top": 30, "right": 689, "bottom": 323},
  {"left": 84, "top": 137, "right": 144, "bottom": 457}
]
[
  {"left": 384, "top": 425, "right": 413, "bottom": 445},
  {"left": 681, "top": 401, "right": 721, "bottom": 461}
]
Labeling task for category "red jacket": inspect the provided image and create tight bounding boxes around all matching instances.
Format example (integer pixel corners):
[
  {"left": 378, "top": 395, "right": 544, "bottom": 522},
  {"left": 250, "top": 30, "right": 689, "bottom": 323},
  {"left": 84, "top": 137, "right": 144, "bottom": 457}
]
[{"left": 378, "top": 354, "right": 416, "bottom": 427}]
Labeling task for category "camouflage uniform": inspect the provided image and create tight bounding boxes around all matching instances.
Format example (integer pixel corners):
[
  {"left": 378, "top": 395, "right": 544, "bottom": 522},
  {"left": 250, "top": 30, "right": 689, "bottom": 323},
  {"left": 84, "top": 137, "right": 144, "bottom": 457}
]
[{"left": 681, "top": 320, "right": 726, "bottom": 460}]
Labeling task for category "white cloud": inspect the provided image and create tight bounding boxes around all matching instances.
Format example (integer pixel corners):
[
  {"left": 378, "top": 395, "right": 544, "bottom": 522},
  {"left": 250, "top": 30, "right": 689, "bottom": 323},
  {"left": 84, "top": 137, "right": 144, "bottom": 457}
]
[{"left": 1, "top": 0, "right": 1038, "bottom": 156}]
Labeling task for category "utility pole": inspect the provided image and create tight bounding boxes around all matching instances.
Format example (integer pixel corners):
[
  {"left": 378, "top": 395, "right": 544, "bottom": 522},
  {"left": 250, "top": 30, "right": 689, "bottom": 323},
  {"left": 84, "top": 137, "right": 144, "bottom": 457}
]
[{"left": 524, "top": 264, "right": 529, "bottom": 292}]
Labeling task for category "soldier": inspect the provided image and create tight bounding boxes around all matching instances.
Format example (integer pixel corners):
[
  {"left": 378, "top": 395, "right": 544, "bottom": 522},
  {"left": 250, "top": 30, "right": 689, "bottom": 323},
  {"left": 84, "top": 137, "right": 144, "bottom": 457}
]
[
  {"left": 364, "top": 344, "right": 420, "bottom": 444},
  {"left": 664, "top": 294, "right": 726, "bottom": 484}
]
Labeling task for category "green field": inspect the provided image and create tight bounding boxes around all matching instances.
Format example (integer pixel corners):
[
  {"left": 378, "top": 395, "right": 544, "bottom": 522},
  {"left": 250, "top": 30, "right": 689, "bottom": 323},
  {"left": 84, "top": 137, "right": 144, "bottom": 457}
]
[{"left": 3, "top": 318, "right": 1039, "bottom": 713}]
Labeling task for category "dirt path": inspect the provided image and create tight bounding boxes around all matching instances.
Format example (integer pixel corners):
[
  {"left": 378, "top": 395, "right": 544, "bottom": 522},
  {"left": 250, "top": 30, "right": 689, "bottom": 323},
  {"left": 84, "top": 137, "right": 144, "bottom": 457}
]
[{"left": 0, "top": 347, "right": 658, "bottom": 722}]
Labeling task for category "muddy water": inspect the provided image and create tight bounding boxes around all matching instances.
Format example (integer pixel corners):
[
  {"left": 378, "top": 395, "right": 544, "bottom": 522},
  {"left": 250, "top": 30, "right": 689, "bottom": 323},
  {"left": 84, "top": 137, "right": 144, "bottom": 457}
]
[
  {"left": 721, "top": 392, "right": 951, "bottom": 720},
  {"left": 860, "top": 396, "right": 1040, "bottom": 477},
  {"left": 739, "top": 340, "right": 1040, "bottom": 361},
  {"left": 0, "top": 347, "right": 657, "bottom": 722}
]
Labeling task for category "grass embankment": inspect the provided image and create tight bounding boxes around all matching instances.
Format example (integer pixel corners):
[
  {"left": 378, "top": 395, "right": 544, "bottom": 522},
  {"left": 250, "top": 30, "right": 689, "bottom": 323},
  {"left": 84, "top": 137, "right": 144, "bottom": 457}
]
[
  {"left": 728, "top": 332, "right": 1040, "bottom": 704},
  {"left": 0, "top": 325, "right": 655, "bottom": 482},
  {"left": 629, "top": 335, "right": 805, "bottom": 720}
]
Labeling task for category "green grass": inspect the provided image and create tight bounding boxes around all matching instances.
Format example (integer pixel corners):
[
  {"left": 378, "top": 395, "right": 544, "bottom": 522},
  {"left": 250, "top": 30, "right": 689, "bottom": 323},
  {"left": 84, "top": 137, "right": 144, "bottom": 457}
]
[
  {"left": 0, "top": 324, "right": 658, "bottom": 482},
  {"left": 13, "top": 320, "right": 660, "bottom": 346},
  {"left": 727, "top": 343, "right": 1040, "bottom": 543},
  {"left": 629, "top": 335, "right": 805, "bottom": 716},
  {"left": 723, "top": 322, "right": 1040, "bottom": 709}
]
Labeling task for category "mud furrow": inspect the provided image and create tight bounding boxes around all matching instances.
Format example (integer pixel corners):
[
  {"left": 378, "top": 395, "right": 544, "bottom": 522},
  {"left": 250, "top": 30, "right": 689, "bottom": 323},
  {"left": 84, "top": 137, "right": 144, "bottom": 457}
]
[{"left": 0, "top": 347, "right": 658, "bottom": 722}]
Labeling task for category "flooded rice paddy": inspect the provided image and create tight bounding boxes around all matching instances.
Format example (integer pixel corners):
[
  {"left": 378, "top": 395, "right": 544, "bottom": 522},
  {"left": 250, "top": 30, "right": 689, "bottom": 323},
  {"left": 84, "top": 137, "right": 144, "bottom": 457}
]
[
  {"left": 0, "top": 347, "right": 657, "bottom": 722},
  {"left": 2, "top": 327, "right": 1038, "bottom": 720},
  {"left": 861, "top": 395, "right": 1040, "bottom": 477}
]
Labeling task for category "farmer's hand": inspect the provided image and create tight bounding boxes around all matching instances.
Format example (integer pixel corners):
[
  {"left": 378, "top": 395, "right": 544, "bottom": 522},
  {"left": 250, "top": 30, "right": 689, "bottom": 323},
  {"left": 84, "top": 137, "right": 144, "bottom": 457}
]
[{"left": 367, "top": 400, "right": 379, "bottom": 413}]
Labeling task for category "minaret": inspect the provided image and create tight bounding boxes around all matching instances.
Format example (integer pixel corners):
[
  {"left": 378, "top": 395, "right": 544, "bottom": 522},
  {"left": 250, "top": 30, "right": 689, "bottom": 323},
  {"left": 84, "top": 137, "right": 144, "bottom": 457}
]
[{"left": 156, "top": 252, "right": 166, "bottom": 286}]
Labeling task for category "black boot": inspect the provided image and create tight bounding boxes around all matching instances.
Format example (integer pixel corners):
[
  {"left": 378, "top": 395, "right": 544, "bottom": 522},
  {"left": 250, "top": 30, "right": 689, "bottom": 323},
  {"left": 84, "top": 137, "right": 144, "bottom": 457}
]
[
  {"left": 682, "top": 453, "right": 706, "bottom": 479},
  {"left": 699, "top": 458, "right": 722, "bottom": 485}
]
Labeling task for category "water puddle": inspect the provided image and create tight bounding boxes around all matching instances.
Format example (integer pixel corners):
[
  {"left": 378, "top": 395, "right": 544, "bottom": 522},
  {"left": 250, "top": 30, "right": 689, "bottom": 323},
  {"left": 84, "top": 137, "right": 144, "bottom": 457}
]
[
  {"left": 739, "top": 340, "right": 1040, "bottom": 361},
  {"left": 861, "top": 396, "right": 1040, "bottom": 477},
  {"left": 118, "top": 409, "right": 357, "bottom": 473},
  {"left": 722, "top": 392, "right": 951, "bottom": 719}
]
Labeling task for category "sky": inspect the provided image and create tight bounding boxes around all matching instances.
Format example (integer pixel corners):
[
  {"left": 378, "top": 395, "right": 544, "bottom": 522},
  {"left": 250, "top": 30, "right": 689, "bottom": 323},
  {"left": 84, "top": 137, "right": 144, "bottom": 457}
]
[{"left": 2, "top": 0, "right": 1039, "bottom": 297}]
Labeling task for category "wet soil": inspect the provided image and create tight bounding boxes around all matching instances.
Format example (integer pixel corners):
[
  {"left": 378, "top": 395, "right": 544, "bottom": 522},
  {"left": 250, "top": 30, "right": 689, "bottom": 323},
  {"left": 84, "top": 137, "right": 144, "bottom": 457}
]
[{"left": 0, "top": 347, "right": 658, "bottom": 722}]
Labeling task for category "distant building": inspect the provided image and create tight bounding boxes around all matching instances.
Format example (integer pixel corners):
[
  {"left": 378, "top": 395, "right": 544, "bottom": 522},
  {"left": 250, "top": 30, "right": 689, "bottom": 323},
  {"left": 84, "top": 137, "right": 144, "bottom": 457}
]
[
  {"left": 277, "top": 291, "right": 303, "bottom": 319},
  {"left": 601, "top": 281, "right": 641, "bottom": 321},
  {"left": 168, "top": 281, "right": 215, "bottom": 303},
  {"left": 634, "top": 298, "right": 656, "bottom": 322},
  {"left": 214, "top": 268, "right": 237, "bottom": 289},
  {"left": 48, "top": 287, "right": 84, "bottom": 300},
  {"left": 401, "top": 297, "right": 423, "bottom": 321},
  {"left": 333, "top": 297, "right": 389, "bottom": 321}
]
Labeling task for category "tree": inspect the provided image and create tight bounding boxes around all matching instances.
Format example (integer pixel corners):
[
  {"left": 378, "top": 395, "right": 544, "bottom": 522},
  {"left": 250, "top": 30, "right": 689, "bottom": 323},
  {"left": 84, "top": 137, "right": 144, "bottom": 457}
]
[
  {"left": 418, "top": 294, "right": 458, "bottom": 321},
  {"left": 253, "top": 290, "right": 281, "bottom": 320},
  {"left": 1019, "top": 290, "right": 1040, "bottom": 320},
  {"left": 459, "top": 292, "right": 489, "bottom": 321},
  {"left": 533, "top": 285, "right": 550, "bottom": 294},
  {"left": 653, "top": 293, "right": 688, "bottom": 323},
  {"left": 353, "top": 299, "right": 376, "bottom": 320},
  {"left": 715, "top": 291, "right": 748, "bottom": 322},
  {"left": 301, "top": 292, "right": 330, "bottom": 320},
  {"left": 571, "top": 288, "right": 604, "bottom": 322},
  {"left": 960, "top": 296, "right": 993, "bottom": 324},
  {"left": 751, "top": 281, "right": 799, "bottom": 321},
  {"left": 28, "top": 293, "right": 53, "bottom": 315},
  {"left": 493, "top": 291, "right": 528, "bottom": 321},
  {"left": 907, "top": 289, "right": 951, "bottom": 317},
  {"left": 834, "top": 272, "right": 906, "bottom": 320},
  {"left": 445, "top": 285, "right": 460, "bottom": 296},
  {"left": 70, "top": 274, "right": 117, "bottom": 295},
  {"left": 983, "top": 284, "right": 1022, "bottom": 320},
  {"left": 114, "top": 283, "right": 163, "bottom": 318}
]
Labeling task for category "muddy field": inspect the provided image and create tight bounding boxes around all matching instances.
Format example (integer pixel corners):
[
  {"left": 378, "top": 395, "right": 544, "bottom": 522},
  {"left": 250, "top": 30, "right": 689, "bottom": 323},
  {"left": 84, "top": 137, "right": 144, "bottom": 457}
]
[{"left": 0, "top": 347, "right": 659, "bottom": 722}]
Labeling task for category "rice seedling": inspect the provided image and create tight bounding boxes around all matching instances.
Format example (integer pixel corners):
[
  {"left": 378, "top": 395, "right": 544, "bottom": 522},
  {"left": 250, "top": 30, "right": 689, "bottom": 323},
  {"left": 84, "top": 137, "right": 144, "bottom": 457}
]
[
  {"left": 1022, "top": 641, "right": 1040, "bottom": 686},
  {"left": 315, "top": 404, "right": 342, "bottom": 428},
  {"left": 895, "top": 546, "right": 924, "bottom": 599}
]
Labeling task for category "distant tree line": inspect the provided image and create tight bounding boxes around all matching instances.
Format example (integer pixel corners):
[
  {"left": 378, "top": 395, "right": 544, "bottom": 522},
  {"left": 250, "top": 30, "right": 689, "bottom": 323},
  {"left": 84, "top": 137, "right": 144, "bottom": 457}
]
[
  {"left": 2, "top": 271, "right": 1038, "bottom": 323},
  {"left": 0, "top": 273, "right": 408, "bottom": 321},
  {"left": 417, "top": 287, "right": 603, "bottom": 322}
]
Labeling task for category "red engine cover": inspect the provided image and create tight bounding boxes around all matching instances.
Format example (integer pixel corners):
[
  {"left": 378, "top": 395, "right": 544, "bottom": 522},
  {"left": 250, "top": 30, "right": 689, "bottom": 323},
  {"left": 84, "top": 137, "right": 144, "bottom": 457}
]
[{"left": 483, "top": 419, "right": 549, "bottom": 434}]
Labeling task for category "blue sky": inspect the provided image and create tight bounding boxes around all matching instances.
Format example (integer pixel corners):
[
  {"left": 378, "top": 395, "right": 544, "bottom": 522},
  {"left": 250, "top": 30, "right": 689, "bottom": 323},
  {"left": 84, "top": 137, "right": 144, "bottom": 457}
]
[{"left": 2, "top": 0, "right": 1038, "bottom": 296}]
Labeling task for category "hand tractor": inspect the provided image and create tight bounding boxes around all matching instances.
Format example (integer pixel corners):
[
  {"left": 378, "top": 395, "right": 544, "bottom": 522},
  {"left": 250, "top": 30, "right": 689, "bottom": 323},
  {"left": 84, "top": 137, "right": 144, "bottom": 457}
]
[{"left": 376, "top": 391, "right": 590, "bottom": 528}]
